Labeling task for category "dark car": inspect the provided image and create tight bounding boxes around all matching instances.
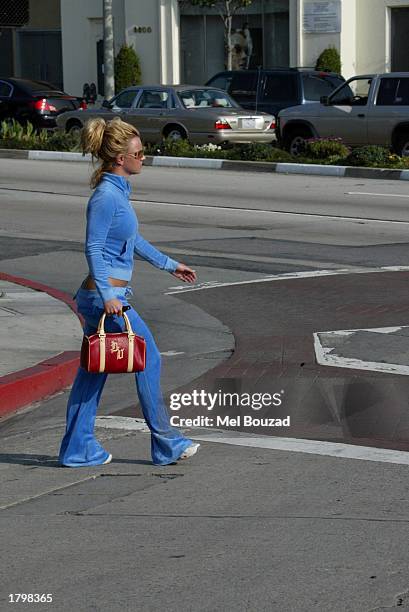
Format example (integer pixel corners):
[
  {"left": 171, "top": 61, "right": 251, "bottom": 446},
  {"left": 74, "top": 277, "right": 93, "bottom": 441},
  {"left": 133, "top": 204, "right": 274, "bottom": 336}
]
[
  {"left": 0, "top": 78, "right": 84, "bottom": 129},
  {"left": 206, "top": 68, "right": 345, "bottom": 117}
]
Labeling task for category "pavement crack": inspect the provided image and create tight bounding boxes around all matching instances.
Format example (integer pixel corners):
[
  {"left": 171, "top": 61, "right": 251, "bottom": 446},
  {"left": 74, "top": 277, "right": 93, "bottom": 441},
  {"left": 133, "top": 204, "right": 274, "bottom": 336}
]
[
  {"left": 52, "top": 513, "right": 409, "bottom": 522},
  {"left": 0, "top": 475, "right": 98, "bottom": 511}
]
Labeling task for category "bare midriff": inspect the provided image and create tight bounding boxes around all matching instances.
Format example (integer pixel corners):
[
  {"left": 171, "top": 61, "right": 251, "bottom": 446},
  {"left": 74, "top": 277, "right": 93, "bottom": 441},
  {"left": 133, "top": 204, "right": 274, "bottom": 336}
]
[{"left": 81, "top": 275, "right": 128, "bottom": 290}]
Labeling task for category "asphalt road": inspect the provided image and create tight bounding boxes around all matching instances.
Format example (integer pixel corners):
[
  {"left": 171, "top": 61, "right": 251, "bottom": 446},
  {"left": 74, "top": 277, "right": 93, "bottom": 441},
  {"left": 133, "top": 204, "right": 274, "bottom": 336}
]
[
  {"left": 3, "top": 159, "right": 409, "bottom": 439},
  {"left": 3, "top": 160, "right": 409, "bottom": 611}
]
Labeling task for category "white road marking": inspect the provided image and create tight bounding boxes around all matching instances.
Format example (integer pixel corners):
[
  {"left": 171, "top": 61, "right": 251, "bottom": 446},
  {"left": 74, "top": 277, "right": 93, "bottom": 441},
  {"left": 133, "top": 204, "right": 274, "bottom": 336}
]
[
  {"left": 94, "top": 416, "right": 409, "bottom": 465},
  {"left": 314, "top": 325, "right": 409, "bottom": 376},
  {"left": 160, "top": 350, "right": 185, "bottom": 356},
  {"left": 347, "top": 192, "right": 409, "bottom": 199},
  {"left": 166, "top": 265, "right": 409, "bottom": 294},
  {"left": 188, "top": 432, "right": 409, "bottom": 466}
]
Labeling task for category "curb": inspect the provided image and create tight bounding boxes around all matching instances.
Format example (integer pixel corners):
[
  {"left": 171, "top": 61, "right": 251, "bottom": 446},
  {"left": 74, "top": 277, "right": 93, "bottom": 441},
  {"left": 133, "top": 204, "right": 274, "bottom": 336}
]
[
  {"left": 1, "top": 148, "right": 409, "bottom": 180},
  {"left": 0, "top": 272, "right": 81, "bottom": 419}
]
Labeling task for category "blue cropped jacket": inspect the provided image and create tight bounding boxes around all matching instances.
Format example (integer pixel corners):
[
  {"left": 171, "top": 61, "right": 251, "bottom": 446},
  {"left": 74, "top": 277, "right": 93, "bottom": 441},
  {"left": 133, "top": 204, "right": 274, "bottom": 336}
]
[{"left": 85, "top": 173, "right": 178, "bottom": 302}]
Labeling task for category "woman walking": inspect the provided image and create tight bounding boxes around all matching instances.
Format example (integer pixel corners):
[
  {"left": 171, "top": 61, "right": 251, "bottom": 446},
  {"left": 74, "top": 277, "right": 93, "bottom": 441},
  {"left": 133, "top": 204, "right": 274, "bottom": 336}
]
[{"left": 59, "top": 117, "right": 199, "bottom": 467}]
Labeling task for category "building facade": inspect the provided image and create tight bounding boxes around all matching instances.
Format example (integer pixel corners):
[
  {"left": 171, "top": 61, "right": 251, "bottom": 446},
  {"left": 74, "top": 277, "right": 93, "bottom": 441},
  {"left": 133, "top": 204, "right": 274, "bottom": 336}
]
[
  {"left": 0, "top": 0, "right": 63, "bottom": 89},
  {"left": 2, "top": 1, "right": 409, "bottom": 96}
]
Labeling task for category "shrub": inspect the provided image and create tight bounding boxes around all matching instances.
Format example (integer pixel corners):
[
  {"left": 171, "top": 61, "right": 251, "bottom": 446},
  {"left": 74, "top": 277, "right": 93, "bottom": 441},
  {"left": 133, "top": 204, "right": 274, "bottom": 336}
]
[
  {"left": 0, "top": 119, "right": 81, "bottom": 151},
  {"left": 147, "top": 138, "right": 198, "bottom": 158},
  {"left": 225, "top": 143, "right": 294, "bottom": 162},
  {"left": 344, "top": 145, "right": 392, "bottom": 167},
  {"left": 0, "top": 119, "right": 48, "bottom": 144},
  {"left": 39, "top": 131, "right": 81, "bottom": 151},
  {"left": 114, "top": 44, "right": 142, "bottom": 93},
  {"left": 145, "top": 139, "right": 295, "bottom": 162},
  {"left": 315, "top": 47, "right": 341, "bottom": 74},
  {"left": 303, "top": 137, "right": 350, "bottom": 161}
]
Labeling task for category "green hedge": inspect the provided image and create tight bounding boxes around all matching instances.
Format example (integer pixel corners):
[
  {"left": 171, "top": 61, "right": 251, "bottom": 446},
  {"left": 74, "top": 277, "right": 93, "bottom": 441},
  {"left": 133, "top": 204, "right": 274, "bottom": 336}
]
[
  {"left": 146, "top": 139, "right": 409, "bottom": 169},
  {"left": 0, "top": 120, "right": 80, "bottom": 151},
  {"left": 145, "top": 139, "right": 295, "bottom": 162},
  {"left": 1, "top": 123, "right": 409, "bottom": 169}
]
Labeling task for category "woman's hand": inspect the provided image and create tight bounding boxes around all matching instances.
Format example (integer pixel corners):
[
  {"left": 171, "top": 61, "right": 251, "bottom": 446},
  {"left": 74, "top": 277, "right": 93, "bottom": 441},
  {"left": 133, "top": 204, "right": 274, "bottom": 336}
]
[
  {"left": 171, "top": 263, "right": 197, "bottom": 283},
  {"left": 104, "top": 298, "right": 123, "bottom": 315}
]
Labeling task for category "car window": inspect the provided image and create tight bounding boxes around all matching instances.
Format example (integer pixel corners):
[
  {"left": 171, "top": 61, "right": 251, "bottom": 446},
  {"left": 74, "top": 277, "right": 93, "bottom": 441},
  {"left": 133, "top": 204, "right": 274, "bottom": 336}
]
[
  {"left": 302, "top": 74, "right": 343, "bottom": 101},
  {"left": 376, "top": 78, "right": 409, "bottom": 105},
  {"left": 262, "top": 74, "right": 298, "bottom": 103},
  {"left": 0, "top": 81, "right": 12, "bottom": 97},
  {"left": 178, "top": 89, "right": 236, "bottom": 108},
  {"left": 112, "top": 90, "right": 138, "bottom": 109},
  {"left": 207, "top": 74, "right": 232, "bottom": 91},
  {"left": 18, "top": 80, "right": 62, "bottom": 94},
  {"left": 229, "top": 73, "right": 257, "bottom": 102},
  {"left": 330, "top": 78, "right": 371, "bottom": 106},
  {"left": 138, "top": 90, "right": 169, "bottom": 109}
]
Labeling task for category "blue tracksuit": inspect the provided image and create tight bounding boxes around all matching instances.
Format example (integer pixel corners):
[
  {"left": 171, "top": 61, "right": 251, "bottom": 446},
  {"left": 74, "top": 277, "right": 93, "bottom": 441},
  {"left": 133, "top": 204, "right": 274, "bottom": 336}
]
[{"left": 58, "top": 173, "right": 193, "bottom": 466}]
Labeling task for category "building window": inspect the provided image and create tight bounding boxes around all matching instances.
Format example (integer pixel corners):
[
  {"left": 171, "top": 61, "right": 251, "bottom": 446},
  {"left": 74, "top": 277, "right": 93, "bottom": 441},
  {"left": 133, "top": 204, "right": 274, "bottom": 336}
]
[
  {"left": 0, "top": 0, "right": 29, "bottom": 26},
  {"left": 180, "top": 0, "right": 289, "bottom": 84}
]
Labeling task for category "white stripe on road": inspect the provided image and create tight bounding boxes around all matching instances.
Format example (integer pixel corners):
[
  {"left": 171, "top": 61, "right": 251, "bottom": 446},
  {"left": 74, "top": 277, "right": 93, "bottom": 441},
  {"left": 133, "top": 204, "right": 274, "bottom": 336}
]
[
  {"left": 314, "top": 331, "right": 409, "bottom": 376},
  {"left": 347, "top": 192, "right": 409, "bottom": 198},
  {"left": 95, "top": 416, "right": 409, "bottom": 465},
  {"left": 188, "top": 432, "right": 409, "bottom": 466},
  {"left": 314, "top": 325, "right": 409, "bottom": 376},
  {"left": 166, "top": 265, "right": 409, "bottom": 294}
]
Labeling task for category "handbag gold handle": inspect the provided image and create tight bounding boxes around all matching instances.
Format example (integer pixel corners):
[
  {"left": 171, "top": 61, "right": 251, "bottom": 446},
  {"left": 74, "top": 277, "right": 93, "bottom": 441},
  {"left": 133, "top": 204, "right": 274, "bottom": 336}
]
[{"left": 97, "top": 312, "right": 135, "bottom": 337}]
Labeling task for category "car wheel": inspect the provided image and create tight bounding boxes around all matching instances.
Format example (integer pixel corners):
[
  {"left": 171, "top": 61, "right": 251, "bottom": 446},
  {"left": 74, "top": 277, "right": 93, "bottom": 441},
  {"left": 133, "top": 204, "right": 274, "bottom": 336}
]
[
  {"left": 163, "top": 125, "right": 187, "bottom": 141},
  {"left": 66, "top": 121, "right": 83, "bottom": 136},
  {"left": 284, "top": 128, "right": 311, "bottom": 156},
  {"left": 395, "top": 133, "right": 409, "bottom": 157}
]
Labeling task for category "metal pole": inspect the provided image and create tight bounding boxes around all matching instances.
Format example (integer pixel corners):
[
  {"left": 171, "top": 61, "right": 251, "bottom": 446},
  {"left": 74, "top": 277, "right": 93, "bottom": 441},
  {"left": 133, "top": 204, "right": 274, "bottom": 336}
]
[{"left": 103, "top": 0, "right": 115, "bottom": 99}]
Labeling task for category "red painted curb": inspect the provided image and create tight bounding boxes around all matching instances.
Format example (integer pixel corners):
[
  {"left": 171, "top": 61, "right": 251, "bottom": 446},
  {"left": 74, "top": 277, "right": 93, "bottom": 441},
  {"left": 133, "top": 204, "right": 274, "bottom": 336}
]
[{"left": 0, "top": 273, "right": 82, "bottom": 418}]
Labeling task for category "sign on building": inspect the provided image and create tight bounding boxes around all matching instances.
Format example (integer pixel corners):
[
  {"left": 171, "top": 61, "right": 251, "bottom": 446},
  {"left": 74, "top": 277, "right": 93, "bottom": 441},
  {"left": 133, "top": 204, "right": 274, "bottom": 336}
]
[{"left": 303, "top": 1, "right": 341, "bottom": 34}]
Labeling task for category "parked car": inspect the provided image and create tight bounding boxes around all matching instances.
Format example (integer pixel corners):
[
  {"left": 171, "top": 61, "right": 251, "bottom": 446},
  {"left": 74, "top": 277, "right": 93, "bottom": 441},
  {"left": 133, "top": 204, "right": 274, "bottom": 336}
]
[
  {"left": 277, "top": 72, "right": 409, "bottom": 156},
  {"left": 56, "top": 85, "right": 276, "bottom": 145},
  {"left": 0, "top": 78, "right": 84, "bottom": 130},
  {"left": 205, "top": 68, "right": 345, "bottom": 117}
]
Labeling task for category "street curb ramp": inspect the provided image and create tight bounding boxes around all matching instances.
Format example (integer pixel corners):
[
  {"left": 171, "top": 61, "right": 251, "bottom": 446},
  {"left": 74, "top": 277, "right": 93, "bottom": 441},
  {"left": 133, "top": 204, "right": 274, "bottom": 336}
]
[{"left": 0, "top": 272, "right": 81, "bottom": 419}]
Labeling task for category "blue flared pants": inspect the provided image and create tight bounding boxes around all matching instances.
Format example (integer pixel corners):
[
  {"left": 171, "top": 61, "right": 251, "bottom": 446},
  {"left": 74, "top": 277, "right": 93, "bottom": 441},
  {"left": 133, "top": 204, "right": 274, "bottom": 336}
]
[{"left": 58, "top": 286, "right": 193, "bottom": 467}]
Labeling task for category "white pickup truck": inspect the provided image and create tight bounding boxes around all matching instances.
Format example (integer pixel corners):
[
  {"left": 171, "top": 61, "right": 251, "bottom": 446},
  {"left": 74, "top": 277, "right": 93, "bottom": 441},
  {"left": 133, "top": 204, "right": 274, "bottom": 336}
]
[{"left": 277, "top": 72, "right": 409, "bottom": 156}]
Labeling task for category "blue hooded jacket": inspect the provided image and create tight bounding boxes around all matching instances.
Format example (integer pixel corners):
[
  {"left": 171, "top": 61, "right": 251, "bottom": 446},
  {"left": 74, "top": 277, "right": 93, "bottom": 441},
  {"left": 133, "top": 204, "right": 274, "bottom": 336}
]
[{"left": 85, "top": 173, "right": 178, "bottom": 302}]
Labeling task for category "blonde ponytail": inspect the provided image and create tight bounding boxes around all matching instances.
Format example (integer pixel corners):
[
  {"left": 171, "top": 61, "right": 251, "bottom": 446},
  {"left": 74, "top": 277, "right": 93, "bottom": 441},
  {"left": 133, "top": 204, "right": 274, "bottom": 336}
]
[{"left": 81, "top": 117, "right": 140, "bottom": 188}]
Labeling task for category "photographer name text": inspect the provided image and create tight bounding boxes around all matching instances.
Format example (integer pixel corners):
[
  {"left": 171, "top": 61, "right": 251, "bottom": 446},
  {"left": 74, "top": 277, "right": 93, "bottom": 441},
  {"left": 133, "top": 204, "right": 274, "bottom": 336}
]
[{"left": 170, "top": 415, "right": 290, "bottom": 428}]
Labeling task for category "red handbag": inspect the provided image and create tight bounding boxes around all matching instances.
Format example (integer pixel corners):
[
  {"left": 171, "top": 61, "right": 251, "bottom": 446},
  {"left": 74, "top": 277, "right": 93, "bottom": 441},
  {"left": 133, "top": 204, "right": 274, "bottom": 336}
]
[{"left": 80, "top": 312, "right": 146, "bottom": 373}]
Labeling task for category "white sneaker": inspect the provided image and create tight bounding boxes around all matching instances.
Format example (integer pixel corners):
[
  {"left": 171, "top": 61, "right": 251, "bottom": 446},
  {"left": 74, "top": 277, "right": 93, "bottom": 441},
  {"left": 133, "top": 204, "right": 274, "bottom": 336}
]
[
  {"left": 103, "top": 453, "right": 112, "bottom": 465},
  {"left": 180, "top": 443, "right": 200, "bottom": 460}
]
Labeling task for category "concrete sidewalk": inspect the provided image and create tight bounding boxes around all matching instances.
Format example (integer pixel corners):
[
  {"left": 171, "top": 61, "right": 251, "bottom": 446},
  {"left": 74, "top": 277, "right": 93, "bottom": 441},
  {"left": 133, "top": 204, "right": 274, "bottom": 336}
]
[
  {"left": 0, "top": 274, "right": 82, "bottom": 418},
  {"left": 1, "top": 391, "right": 409, "bottom": 611}
]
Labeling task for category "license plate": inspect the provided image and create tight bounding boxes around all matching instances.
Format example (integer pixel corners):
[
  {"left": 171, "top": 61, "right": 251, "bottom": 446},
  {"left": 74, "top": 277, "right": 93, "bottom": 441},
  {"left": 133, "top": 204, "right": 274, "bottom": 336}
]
[{"left": 241, "top": 118, "right": 256, "bottom": 129}]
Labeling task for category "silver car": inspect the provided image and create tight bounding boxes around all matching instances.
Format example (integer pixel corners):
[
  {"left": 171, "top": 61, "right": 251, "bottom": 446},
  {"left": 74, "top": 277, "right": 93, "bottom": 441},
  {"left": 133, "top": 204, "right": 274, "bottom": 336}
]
[{"left": 56, "top": 85, "right": 276, "bottom": 145}]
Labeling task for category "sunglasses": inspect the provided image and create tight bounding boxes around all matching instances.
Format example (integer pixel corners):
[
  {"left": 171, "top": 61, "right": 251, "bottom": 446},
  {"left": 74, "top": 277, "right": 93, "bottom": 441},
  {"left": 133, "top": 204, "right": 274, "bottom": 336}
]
[{"left": 125, "top": 149, "right": 145, "bottom": 160}]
